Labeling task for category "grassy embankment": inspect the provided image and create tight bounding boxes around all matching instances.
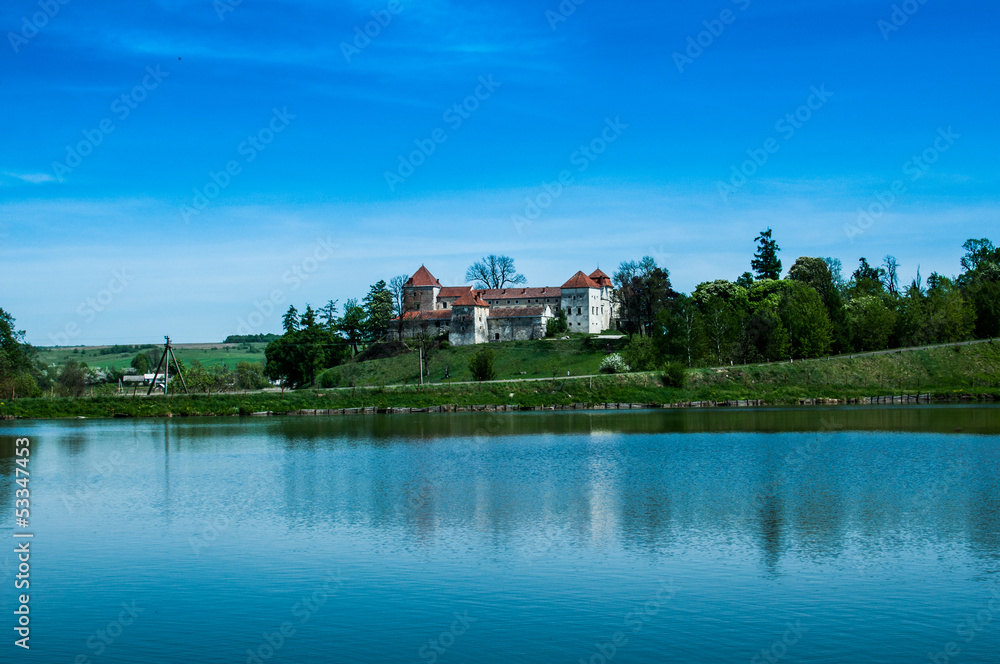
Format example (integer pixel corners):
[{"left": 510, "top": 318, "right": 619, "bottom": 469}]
[{"left": 4, "top": 340, "right": 999, "bottom": 419}]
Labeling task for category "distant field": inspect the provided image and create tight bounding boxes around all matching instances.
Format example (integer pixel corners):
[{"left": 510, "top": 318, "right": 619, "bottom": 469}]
[{"left": 35, "top": 343, "right": 268, "bottom": 371}]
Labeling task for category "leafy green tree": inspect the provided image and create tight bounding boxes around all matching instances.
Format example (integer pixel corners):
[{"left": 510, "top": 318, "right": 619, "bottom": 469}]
[
  {"left": 739, "top": 308, "right": 790, "bottom": 363},
  {"left": 897, "top": 275, "right": 974, "bottom": 346},
  {"left": 778, "top": 281, "right": 833, "bottom": 359},
  {"left": 57, "top": 360, "right": 88, "bottom": 397},
  {"left": 546, "top": 308, "right": 568, "bottom": 337},
  {"left": 468, "top": 347, "right": 497, "bottom": 382},
  {"left": 265, "top": 326, "right": 346, "bottom": 389},
  {"left": 339, "top": 298, "right": 367, "bottom": 355},
  {"left": 736, "top": 272, "right": 754, "bottom": 290},
  {"left": 613, "top": 256, "right": 677, "bottom": 336},
  {"left": 787, "top": 258, "right": 845, "bottom": 353},
  {"left": 281, "top": 305, "right": 299, "bottom": 333},
  {"left": 0, "top": 308, "right": 39, "bottom": 398},
  {"left": 363, "top": 280, "right": 394, "bottom": 341},
  {"left": 621, "top": 335, "right": 659, "bottom": 371},
  {"left": 850, "top": 258, "right": 886, "bottom": 297},
  {"left": 234, "top": 361, "right": 268, "bottom": 390},
  {"left": 300, "top": 304, "right": 317, "bottom": 329},
  {"left": 846, "top": 295, "right": 896, "bottom": 351},
  {"left": 319, "top": 300, "right": 339, "bottom": 332},
  {"left": 654, "top": 295, "right": 705, "bottom": 367},
  {"left": 751, "top": 228, "right": 782, "bottom": 280},
  {"left": 130, "top": 352, "right": 151, "bottom": 374}
]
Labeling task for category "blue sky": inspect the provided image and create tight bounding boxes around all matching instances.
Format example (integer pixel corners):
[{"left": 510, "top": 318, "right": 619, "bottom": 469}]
[{"left": 1, "top": 0, "right": 997, "bottom": 344}]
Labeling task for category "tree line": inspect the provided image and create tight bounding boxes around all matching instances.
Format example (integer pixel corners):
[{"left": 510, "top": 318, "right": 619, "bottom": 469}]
[{"left": 613, "top": 232, "right": 999, "bottom": 371}]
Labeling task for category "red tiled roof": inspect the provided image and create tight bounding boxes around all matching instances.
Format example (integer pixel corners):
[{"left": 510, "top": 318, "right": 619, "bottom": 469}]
[
  {"left": 589, "top": 268, "right": 612, "bottom": 287},
  {"left": 405, "top": 265, "right": 441, "bottom": 288},
  {"left": 396, "top": 310, "right": 452, "bottom": 321},
  {"left": 438, "top": 286, "right": 473, "bottom": 298},
  {"left": 488, "top": 307, "right": 546, "bottom": 319},
  {"left": 452, "top": 291, "right": 489, "bottom": 307},
  {"left": 561, "top": 271, "right": 600, "bottom": 289},
  {"left": 479, "top": 287, "right": 561, "bottom": 299}
]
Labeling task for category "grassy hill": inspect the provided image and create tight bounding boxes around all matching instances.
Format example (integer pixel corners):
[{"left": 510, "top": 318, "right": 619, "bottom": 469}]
[
  {"left": 322, "top": 337, "right": 624, "bottom": 386},
  {"left": 35, "top": 342, "right": 269, "bottom": 371}
]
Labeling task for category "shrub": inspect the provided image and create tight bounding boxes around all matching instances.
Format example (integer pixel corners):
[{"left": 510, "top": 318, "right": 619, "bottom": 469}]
[
  {"left": 660, "top": 362, "right": 687, "bottom": 388},
  {"left": 469, "top": 347, "right": 497, "bottom": 382},
  {"left": 599, "top": 353, "right": 631, "bottom": 374},
  {"left": 622, "top": 335, "right": 659, "bottom": 371},
  {"left": 317, "top": 368, "right": 340, "bottom": 388},
  {"left": 546, "top": 308, "right": 569, "bottom": 337}
]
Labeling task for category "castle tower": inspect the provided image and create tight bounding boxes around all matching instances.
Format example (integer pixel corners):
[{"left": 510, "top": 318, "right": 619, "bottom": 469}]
[
  {"left": 403, "top": 265, "right": 442, "bottom": 313},
  {"left": 449, "top": 291, "right": 490, "bottom": 346},
  {"left": 561, "top": 271, "right": 603, "bottom": 334}
]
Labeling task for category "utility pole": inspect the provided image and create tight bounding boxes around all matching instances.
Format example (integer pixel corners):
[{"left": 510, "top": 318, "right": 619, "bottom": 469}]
[
  {"left": 418, "top": 338, "right": 424, "bottom": 386},
  {"left": 147, "top": 336, "right": 190, "bottom": 396}
]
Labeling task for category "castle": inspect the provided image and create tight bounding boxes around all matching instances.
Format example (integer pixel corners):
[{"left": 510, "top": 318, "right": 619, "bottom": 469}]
[{"left": 390, "top": 265, "right": 617, "bottom": 345}]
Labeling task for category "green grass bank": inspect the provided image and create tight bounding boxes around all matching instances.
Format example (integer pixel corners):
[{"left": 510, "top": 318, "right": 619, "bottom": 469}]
[{"left": 3, "top": 341, "right": 999, "bottom": 419}]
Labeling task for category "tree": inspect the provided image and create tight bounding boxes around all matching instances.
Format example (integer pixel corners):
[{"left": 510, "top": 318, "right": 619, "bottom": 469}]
[
  {"left": 736, "top": 272, "right": 754, "bottom": 290},
  {"left": 468, "top": 347, "right": 497, "bottom": 382},
  {"left": 897, "top": 275, "right": 974, "bottom": 346},
  {"left": 265, "top": 326, "right": 346, "bottom": 389},
  {"left": 0, "top": 308, "right": 39, "bottom": 398},
  {"left": 882, "top": 255, "right": 900, "bottom": 297},
  {"left": 130, "top": 352, "right": 151, "bottom": 374},
  {"left": 739, "top": 308, "right": 790, "bottom": 363},
  {"left": 850, "top": 258, "right": 886, "bottom": 297},
  {"left": 788, "top": 257, "right": 848, "bottom": 353},
  {"left": 300, "top": 304, "right": 317, "bottom": 329},
  {"left": 465, "top": 255, "right": 527, "bottom": 289},
  {"left": 546, "top": 308, "right": 568, "bottom": 337},
  {"left": 388, "top": 274, "right": 408, "bottom": 317},
  {"left": 363, "top": 280, "right": 394, "bottom": 341},
  {"left": 56, "top": 360, "right": 88, "bottom": 397},
  {"left": 654, "top": 295, "right": 705, "bottom": 367},
  {"left": 613, "top": 256, "right": 677, "bottom": 336},
  {"left": 960, "top": 238, "right": 997, "bottom": 274},
  {"left": 282, "top": 305, "right": 299, "bottom": 333},
  {"left": 751, "top": 228, "right": 781, "bottom": 280},
  {"left": 846, "top": 295, "right": 896, "bottom": 351},
  {"left": 338, "top": 299, "right": 366, "bottom": 355},
  {"left": 319, "top": 300, "right": 339, "bottom": 332},
  {"left": 234, "top": 361, "right": 268, "bottom": 391},
  {"left": 778, "top": 281, "right": 833, "bottom": 359}
]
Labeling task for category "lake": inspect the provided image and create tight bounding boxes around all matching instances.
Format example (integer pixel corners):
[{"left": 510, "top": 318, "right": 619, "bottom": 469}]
[{"left": 2, "top": 406, "right": 999, "bottom": 663}]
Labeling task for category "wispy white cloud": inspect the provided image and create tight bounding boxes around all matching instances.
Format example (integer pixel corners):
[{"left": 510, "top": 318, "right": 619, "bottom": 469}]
[{"left": 3, "top": 172, "right": 56, "bottom": 185}]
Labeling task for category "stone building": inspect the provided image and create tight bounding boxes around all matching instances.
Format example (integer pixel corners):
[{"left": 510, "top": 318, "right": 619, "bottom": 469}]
[{"left": 390, "top": 265, "right": 616, "bottom": 345}]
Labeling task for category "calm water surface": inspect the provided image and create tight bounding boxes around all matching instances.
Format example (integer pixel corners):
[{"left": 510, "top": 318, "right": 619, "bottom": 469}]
[{"left": 2, "top": 406, "right": 999, "bottom": 663}]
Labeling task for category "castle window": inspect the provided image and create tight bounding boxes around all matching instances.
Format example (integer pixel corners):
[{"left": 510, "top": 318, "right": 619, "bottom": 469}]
[
  {"left": 495, "top": 333, "right": 500, "bottom": 340},
  {"left": 506, "top": 300, "right": 510, "bottom": 304},
  {"left": 577, "top": 307, "right": 582, "bottom": 315}
]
